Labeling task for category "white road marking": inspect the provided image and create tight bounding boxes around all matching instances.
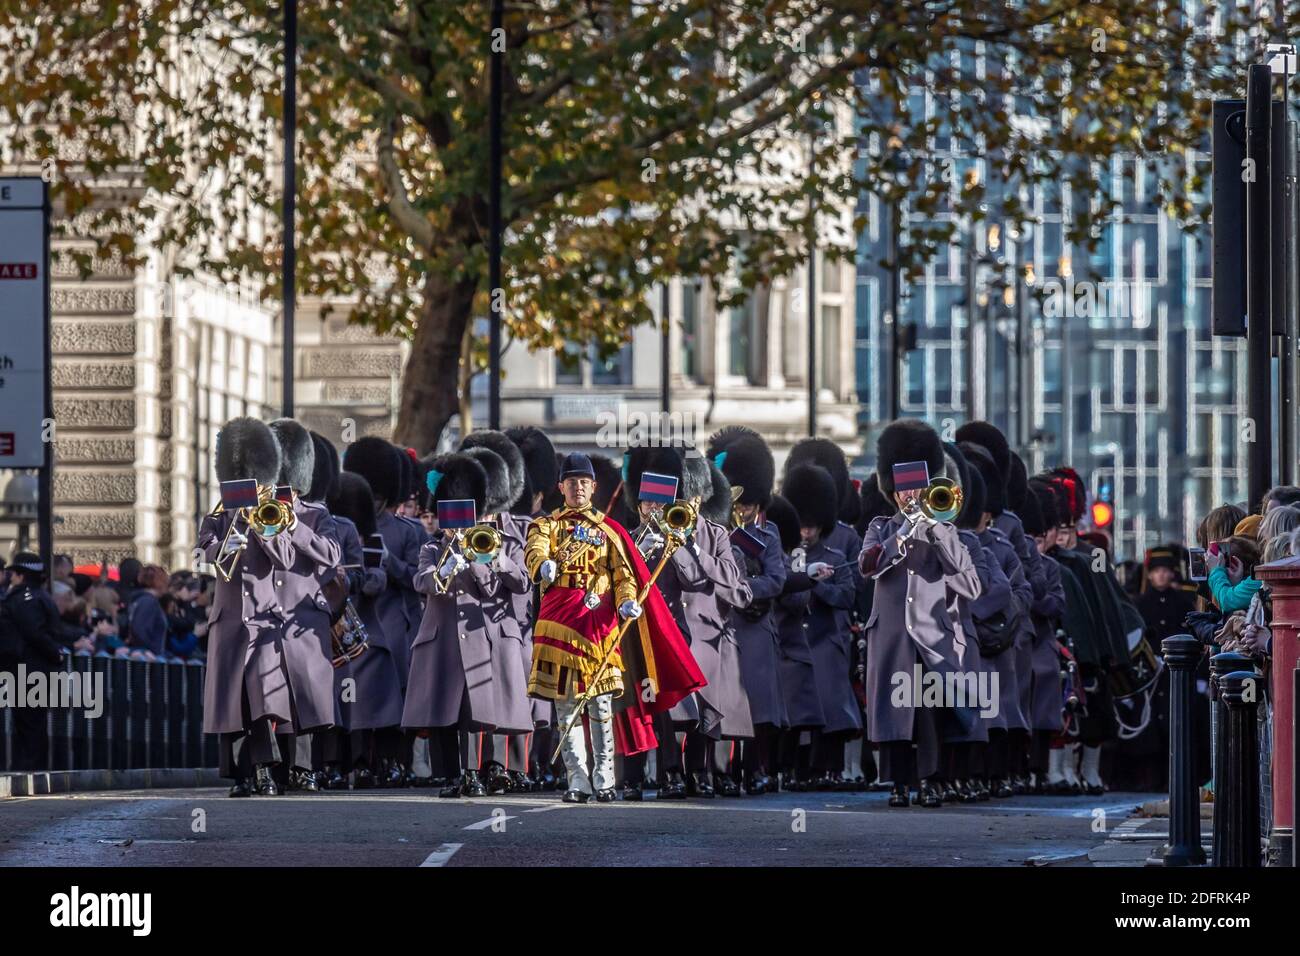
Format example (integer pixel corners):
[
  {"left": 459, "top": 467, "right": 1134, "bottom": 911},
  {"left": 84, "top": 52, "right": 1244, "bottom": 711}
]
[
  {"left": 522, "top": 803, "right": 569, "bottom": 813},
  {"left": 419, "top": 843, "right": 463, "bottom": 867},
  {"left": 464, "top": 814, "right": 518, "bottom": 830}
]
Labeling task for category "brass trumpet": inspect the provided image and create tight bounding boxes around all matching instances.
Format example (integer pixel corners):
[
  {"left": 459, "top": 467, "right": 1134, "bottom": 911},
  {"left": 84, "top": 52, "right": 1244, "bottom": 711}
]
[
  {"left": 211, "top": 488, "right": 294, "bottom": 582},
  {"left": 658, "top": 499, "right": 698, "bottom": 535},
  {"left": 918, "top": 477, "right": 963, "bottom": 523},
  {"left": 431, "top": 523, "right": 502, "bottom": 594}
]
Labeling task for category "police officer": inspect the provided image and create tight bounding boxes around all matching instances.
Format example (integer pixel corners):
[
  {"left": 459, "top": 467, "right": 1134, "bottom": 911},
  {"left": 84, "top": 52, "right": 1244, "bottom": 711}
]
[{"left": 1, "top": 553, "right": 71, "bottom": 771}]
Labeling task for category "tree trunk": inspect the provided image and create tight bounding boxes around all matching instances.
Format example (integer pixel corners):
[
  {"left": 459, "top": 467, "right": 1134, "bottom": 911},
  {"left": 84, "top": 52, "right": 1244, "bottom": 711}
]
[{"left": 393, "top": 272, "right": 479, "bottom": 454}]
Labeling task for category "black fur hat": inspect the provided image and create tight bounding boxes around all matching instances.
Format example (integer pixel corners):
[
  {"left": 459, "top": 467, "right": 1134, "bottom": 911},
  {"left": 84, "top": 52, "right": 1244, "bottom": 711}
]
[
  {"left": 504, "top": 426, "right": 557, "bottom": 500},
  {"left": 709, "top": 433, "right": 775, "bottom": 509},
  {"left": 216, "top": 416, "right": 282, "bottom": 486},
  {"left": 706, "top": 425, "right": 762, "bottom": 458},
  {"left": 942, "top": 441, "right": 976, "bottom": 528},
  {"left": 268, "top": 418, "right": 316, "bottom": 495},
  {"left": 681, "top": 449, "right": 713, "bottom": 503},
  {"left": 781, "top": 462, "right": 838, "bottom": 537},
  {"left": 624, "top": 445, "right": 684, "bottom": 507},
  {"left": 765, "top": 494, "right": 802, "bottom": 553},
  {"left": 956, "top": 460, "right": 986, "bottom": 530},
  {"left": 1030, "top": 477, "right": 1065, "bottom": 528},
  {"left": 959, "top": 441, "right": 1004, "bottom": 516},
  {"left": 398, "top": 448, "right": 420, "bottom": 503},
  {"left": 955, "top": 421, "right": 1011, "bottom": 483},
  {"left": 343, "top": 436, "right": 401, "bottom": 507},
  {"left": 308, "top": 432, "right": 339, "bottom": 502},
  {"left": 463, "top": 446, "right": 511, "bottom": 514},
  {"left": 1007, "top": 453, "right": 1029, "bottom": 513},
  {"left": 461, "top": 430, "right": 526, "bottom": 511},
  {"left": 700, "top": 461, "right": 734, "bottom": 526},
  {"left": 589, "top": 453, "right": 623, "bottom": 514},
  {"left": 857, "top": 473, "right": 893, "bottom": 530},
  {"left": 327, "top": 471, "right": 378, "bottom": 539},
  {"left": 1047, "top": 466, "right": 1087, "bottom": 523},
  {"left": 1018, "top": 480, "right": 1046, "bottom": 536},
  {"left": 426, "top": 452, "right": 488, "bottom": 515},
  {"left": 876, "top": 419, "right": 944, "bottom": 496},
  {"left": 785, "top": 437, "right": 851, "bottom": 510},
  {"left": 838, "top": 482, "right": 862, "bottom": 526}
]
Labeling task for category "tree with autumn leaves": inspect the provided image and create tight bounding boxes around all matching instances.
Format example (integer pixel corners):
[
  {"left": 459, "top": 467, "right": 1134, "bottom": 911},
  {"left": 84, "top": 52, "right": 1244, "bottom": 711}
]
[{"left": 0, "top": 1, "right": 1272, "bottom": 451}]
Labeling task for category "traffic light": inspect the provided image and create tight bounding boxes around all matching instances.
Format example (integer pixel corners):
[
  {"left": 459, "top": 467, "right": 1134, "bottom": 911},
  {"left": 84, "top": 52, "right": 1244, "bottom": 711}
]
[{"left": 1091, "top": 500, "right": 1114, "bottom": 529}]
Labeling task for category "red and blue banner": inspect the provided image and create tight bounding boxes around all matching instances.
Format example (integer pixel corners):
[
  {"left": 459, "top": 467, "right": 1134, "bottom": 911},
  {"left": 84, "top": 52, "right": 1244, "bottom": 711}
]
[
  {"left": 219, "top": 478, "right": 259, "bottom": 510},
  {"left": 437, "top": 498, "right": 477, "bottom": 529},
  {"left": 892, "top": 460, "right": 931, "bottom": 492},
  {"left": 639, "top": 471, "right": 678, "bottom": 504}
]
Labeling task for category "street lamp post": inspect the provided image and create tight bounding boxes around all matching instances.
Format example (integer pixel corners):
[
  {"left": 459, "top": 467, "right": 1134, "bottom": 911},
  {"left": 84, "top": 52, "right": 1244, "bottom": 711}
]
[
  {"left": 281, "top": 0, "right": 296, "bottom": 418},
  {"left": 487, "top": 0, "right": 504, "bottom": 431}
]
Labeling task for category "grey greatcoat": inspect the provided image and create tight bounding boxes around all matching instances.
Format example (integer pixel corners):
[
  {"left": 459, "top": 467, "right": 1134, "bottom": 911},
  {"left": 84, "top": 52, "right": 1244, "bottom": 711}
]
[
  {"left": 400, "top": 534, "right": 532, "bottom": 734},
  {"left": 773, "top": 557, "right": 825, "bottom": 730},
  {"left": 333, "top": 516, "right": 404, "bottom": 731},
  {"left": 996, "top": 511, "right": 1045, "bottom": 734},
  {"left": 730, "top": 521, "right": 789, "bottom": 729},
  {"left": 199, "top": 498, "right": 342, "bottom": 735},
  {"left": 977, "top": 526, "right": 1031, "bottom": 732},
  {"left": 655, "top": 516, "right": 754, "bottom": 739},
  {"left": 374, "top": 510, "right": 426, "bottom": 692},
  {"left": 798, "top": 539, "right": 862, "bottom": 735},
  {"left": 951, "top": 530, "right": 1010, "bottom": 739},
  {"left": 860, "top": 514, "right": 981, "bottom": 743},
  {"left": 1028, "top": 552, "right": 1066, "bottom": 731},
  {"left": 487, "top": 512, "right": 535, "bottom": 735}
]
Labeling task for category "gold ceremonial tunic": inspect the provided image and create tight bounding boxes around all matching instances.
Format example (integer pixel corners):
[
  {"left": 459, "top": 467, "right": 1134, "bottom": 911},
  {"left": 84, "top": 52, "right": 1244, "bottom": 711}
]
[{"left": 524, "top": 506, "right": 638, "bottom": 700}]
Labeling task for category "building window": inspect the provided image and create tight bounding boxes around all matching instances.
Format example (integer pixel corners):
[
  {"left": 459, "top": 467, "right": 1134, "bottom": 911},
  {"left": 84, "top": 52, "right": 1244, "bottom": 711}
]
[
  {"left": 592, "top": 342, "right": 633, "bottom": 386},
  {"left": 680, "top": 283, "right": 699, "bottom": 381},
  {"left": 729, "top": 297, "right": 756, "bottom": 380},
  {"left": 554, "top": 340, "right": 633, "bottom": 387},
  {"left": 556, "top": 341, "right": 583, "bottom": 385},
  {"left": 821, "top": 304, "right": 841, "bottom": 395}
]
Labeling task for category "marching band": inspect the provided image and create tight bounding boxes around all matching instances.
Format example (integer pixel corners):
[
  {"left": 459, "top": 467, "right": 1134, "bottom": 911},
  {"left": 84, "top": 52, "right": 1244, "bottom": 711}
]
[{"left": 198, "top": 415, "right": 1137, "bottom": 804}]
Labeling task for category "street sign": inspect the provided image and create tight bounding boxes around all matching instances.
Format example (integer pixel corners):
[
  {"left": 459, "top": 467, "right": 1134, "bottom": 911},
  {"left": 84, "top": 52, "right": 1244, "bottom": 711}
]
[{"left": 0, "top": 177, "right": 50, "bottom": 469}]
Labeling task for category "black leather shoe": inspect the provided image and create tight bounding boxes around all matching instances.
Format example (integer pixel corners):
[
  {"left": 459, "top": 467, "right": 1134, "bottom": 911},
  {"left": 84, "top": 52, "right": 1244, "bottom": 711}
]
[
  {"left": 482, "top": 761, "right": 511, "bottom": 795},
  {"left": 228, "top": 778, "right": 253, "bottom": 798},
  {"left": 438, "top": 777, "right": 463, "bottom": 798},
  {"left": 888, "top": 782, "right": 909, "bottom": 808},
  {"left": 686, "top": 772, "right": 715, "bottom": 799},
  {"left": 992, "top": 778, "right": 1015, "bottom": 799},
  {"left": 1010, "top": 774, "right": 1028, "bottom": 796},
  {"left": 1084, "top": 781, "right": 1105, "bottom": 796},
  {"left": 353, "top": 768, "right": 374, "bottom": 789},
  {"left": 386, "top": 763, "right": 406, "bottom": 788},
  {"left": 463, "top": 770, "right": 487, "bottom": 798},
  {"left": 956, "top": 779, "right": 980, "bottom": 803},
  {"left": 507, "top": 770, "right": 531, "bottom": 793},
  {"left": 253, "top": 765, "right": 280, "bottom": 797},
  {"left": 743, "top": 775, "right": 767, "bottom": 796},
  {"left": 918, "top": 780, "right": 944, "bottom": 808},
  {"left": 292, "top": 769, "right": 319, "bottom": 793},
  {"left": 940, "top": 780, "right": 959, "bottom": 803},
  {"left": 833, "top": 773, "right": 857, "bottom": 792},
  {"left": 622, "top": 783, "right": 644, "bottom": 801},
  {"left": 975, "top": 777, "right": 992, "bottom": 801},
  {"left": 323, "top": 767, "right": 347, "bottom": 790},
  {"left": 410, "top": 774, "right": 434, "bottom": 788},
  {"left": 658, "top": 770, "right": 687, "bottom": 800},
  {"left": 814, "top": 771, "right": 835, "bottom": 791},
  {"left": 715, "top": 774, "right": 741, "bottom": 797},
  {"left": 595, "top": 788, "right": 616, "bottom": 803},
  {"left": 562, "top": 789, "right": 591, "bottom": 804}
]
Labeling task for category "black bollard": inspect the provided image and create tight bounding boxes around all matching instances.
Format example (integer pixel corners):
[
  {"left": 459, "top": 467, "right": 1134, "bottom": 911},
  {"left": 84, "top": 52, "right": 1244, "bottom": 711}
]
[
  {"left": 1211, "top": 651, "right": 1253, "bottom": 866},
  {"left": 1220, "top": 670, "right": 1263, "bottom": 867},
  {"left": 1161, "top": 635, "right": 1207, "bottom": 865}
]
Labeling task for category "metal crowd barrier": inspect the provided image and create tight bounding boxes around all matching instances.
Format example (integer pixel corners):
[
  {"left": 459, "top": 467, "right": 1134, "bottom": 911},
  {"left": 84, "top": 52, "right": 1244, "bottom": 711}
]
[{"left": 1, "top": 655, "right": 217, "bottom": 773}]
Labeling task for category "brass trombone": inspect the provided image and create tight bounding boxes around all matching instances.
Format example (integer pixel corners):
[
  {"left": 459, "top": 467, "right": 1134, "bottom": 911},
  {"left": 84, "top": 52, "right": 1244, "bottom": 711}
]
[
  {"left": 900, "top": 477, "right": 963, "bottom": 542},
  {"left": 211, "top": 489, "right": 294, "bottom": 582},
  {"left": 431, "top": 523, "right": 502, "bottom": 594},
  {"left": 634, "top": 499, "right": 698, "bottom": 555}
]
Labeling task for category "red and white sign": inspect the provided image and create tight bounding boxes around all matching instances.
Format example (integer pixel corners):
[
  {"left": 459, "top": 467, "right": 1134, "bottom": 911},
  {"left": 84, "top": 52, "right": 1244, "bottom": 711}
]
[{"left": 0, "top": 178, "right": 48, "bottom": 469}]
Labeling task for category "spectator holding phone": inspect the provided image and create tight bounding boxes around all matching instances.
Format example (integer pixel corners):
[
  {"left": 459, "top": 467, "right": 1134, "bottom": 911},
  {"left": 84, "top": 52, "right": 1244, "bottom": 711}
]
[{"left": 1206, "top": 534, "right": 1262, "bottom": 613}]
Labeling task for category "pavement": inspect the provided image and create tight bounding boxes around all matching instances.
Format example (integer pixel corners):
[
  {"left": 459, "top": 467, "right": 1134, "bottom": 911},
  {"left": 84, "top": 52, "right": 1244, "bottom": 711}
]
[{"left": 0, "top": 786, "right": 1152, "bottom": 867}]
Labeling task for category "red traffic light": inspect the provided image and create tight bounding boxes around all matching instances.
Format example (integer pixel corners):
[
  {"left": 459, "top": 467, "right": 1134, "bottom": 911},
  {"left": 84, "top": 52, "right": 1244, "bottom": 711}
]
[{"left": 1091, "top": 501, "right": 1114, "bottom": 528}]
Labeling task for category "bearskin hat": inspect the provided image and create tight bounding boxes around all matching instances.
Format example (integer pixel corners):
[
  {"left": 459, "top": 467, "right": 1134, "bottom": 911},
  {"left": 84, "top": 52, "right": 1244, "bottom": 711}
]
[
  {"left": 1007, "top": 452, "right": 1029, "bottom": 513},
  {"left": 1029, "top": 478, "right": 1064, "bottom": 530},
  {"left": 955, "top": 457, "right": 986, "bottom": 530},
  {"left": 765, "top": 494, "right": 803, "bottom": 553},
  {"left": 1018, "top": 480, "right": 1046, "bottom": 536},
  {"left": 540, "top": 452, "right": 566, "bottom": 514},
  {"left": 589, "top": 453, "right": 624, "bottom": 514},
  {"left": 706, "top": 425, "right": 762, "bottom": 457},
  {"left": 463, "top": 446, "right": 511, "bottom": 515},
  {"left": 624, "top": 445, "right": 685, "bottom": 507},
  {"left": 343, "top": 437, "right": 401, "bottom": 507},
  {"left": 954, "top": 421, "right": 1011, "bottom": 482},
  {"left": 857, "top": 473, "right": 894, "bottom": 531},
  {"left": 681, "top": 449, "right": 714, "bottom": 503},
  {"left": 942, "top": 441, "right": 977, "bottom": 528},
  {"left": 461, "top": 430, "right": 526, "bottom": 512},
  {"left": 267, "top": 418, "right": 315, "bottom": 496},
  {"left": 1048, "top": 466, "right": 1087, "bottom": 523},
  {"left": 425, "top": 452, "right": 488, "bottom": 516},
  {"left": 215, "top": 416, "right": 282, "bottom": 486},
  {"left": 327, "top": 471, "right": 378, "bottom": 540},
  {"left": 876, "top": 419, "right": 945, "bottom": 496},
  {"left": 781, "top": 462, "right": 838, "bottom": 537},
  {"left": 785, "top": 437, "right": 851, "bottom": 510},
  {"left": 308, "top": 432, "right": 340, "bottom": 503},
  {"left": 959, "top": 441, "right": 1004, "bottom": 516},
  {"left": 839, "top": 479, "right": 863, "bottom": 526},
  {"left": 709, "top": 433, "right": 775, "bottom": 509},
  {"left": 700, "top": 460, "right": 734, "bottom": 526},
  {"left": 504, "top": 426, "right": 557, "bottom": 500}
]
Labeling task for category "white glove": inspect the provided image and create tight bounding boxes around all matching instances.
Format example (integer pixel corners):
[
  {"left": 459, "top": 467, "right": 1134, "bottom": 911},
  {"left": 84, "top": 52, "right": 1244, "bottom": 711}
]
[
  {"left": 220, "top": 530, "right": 248, "bottom": 557},
  {"left": 538, "top": 559, "right": 557, "bottom": 584},
  {"left": 806, "top": 561, "right": 834, "bottom": 581},
  {"left": 439, "top": 552, "right": 468, "bottom": 580},
  {"left": 640, "top": 530, "right": 665, "bottom": 554},
  {"left": 618, "top": 599, "right": 643, "bottom": 620}
]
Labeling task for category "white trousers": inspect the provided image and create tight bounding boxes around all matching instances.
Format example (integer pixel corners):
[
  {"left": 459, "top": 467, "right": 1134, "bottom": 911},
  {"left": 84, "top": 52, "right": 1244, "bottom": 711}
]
[{"left": 554, "top": 693, "right": 615, "bottom": 794}]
